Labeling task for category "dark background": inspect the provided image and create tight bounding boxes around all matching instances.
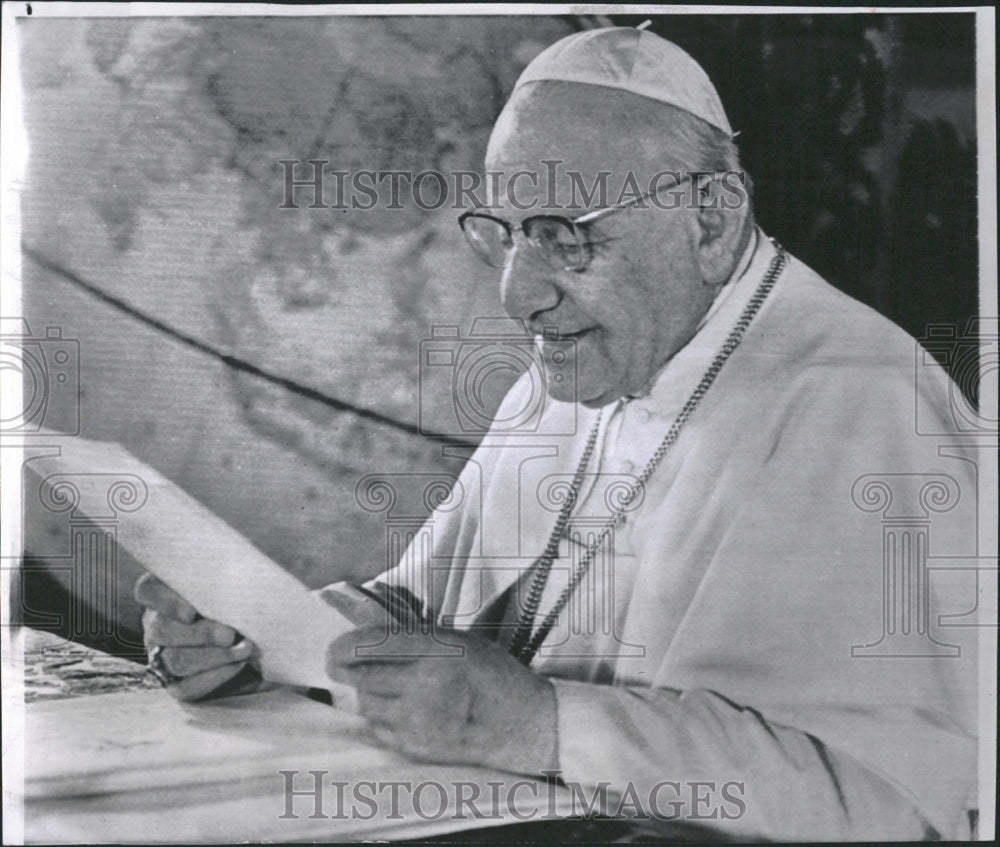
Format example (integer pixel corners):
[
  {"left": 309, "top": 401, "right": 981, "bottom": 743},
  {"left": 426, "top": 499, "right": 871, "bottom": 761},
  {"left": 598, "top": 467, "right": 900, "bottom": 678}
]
[{"left": 610, "top": 13, "right": 979, "bottom": 403}]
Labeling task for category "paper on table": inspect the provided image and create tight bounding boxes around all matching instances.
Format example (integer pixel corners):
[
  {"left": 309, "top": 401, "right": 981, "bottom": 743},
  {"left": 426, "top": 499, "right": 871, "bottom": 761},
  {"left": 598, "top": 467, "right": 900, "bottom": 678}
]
[{"left": 22, "top": 434, "right": 357, "bottom": 698}]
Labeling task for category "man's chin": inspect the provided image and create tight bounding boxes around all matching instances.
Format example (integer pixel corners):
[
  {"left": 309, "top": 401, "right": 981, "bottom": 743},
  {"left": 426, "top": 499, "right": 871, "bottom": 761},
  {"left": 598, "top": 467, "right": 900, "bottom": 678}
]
[
  {"left": 577, "top": 394, "right": 616, "bottom": 409},
  {"left": 545, "top": 379, "right": 616, "bottom": 408}
]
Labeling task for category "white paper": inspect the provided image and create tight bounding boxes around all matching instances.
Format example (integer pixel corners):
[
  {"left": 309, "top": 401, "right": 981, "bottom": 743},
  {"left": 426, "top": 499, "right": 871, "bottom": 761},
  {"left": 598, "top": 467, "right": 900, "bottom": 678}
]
[{"left": 22, "top": 434, "right": 357, "bottom": 695}]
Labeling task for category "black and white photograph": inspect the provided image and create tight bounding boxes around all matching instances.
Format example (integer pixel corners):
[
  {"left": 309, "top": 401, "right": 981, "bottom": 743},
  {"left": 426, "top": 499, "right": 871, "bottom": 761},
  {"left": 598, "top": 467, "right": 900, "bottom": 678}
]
[{"left": 1, "top": 3, "right": 996, "bottom": 842}]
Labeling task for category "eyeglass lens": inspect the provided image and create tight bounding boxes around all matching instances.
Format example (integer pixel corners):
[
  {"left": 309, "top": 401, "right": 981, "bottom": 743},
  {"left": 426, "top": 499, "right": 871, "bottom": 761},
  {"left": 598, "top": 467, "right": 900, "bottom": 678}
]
[
  {"left": 524, "top": 218, "right": 583, "bottom": 271},
  {"left": 462, "top": 215, "right": 583, "bottom": 271},
  {"left": 461, "top": 216, "right": 512, "bottom": 268}
]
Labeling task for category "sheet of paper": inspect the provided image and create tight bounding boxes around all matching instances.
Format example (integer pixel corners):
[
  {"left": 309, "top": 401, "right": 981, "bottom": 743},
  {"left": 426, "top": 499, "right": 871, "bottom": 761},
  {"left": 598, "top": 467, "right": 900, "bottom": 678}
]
[{"left": 22, "top": 434, "right": 356, "bottom": 695}]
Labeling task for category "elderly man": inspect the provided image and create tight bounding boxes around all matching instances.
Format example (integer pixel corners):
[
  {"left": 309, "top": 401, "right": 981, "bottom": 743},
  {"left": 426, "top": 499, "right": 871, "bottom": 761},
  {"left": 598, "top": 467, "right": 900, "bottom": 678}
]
[{"left": 136, "top": 27, "right": 979, "bottom": 840}]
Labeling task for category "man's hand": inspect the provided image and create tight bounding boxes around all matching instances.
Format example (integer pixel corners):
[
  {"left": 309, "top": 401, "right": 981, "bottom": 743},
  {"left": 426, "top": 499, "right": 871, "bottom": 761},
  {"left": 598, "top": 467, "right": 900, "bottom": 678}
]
[
  {"left": 134, "top": 573, "right": 257, "bottom": 701},
  {"left": 326, "top": 624, "right": 558, "bottom": 775}
]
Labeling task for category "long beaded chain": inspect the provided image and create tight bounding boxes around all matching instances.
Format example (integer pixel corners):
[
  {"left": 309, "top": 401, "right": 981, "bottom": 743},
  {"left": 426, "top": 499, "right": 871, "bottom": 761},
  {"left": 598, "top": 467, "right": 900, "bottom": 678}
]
[{"left": 508, "top": 241, "right": 788, "bottom": 665}]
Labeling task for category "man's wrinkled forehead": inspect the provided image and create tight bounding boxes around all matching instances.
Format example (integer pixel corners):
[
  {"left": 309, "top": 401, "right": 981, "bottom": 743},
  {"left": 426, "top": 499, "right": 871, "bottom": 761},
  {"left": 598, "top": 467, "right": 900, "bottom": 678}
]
[
  {"left": 484, "top": 82, "right": 655, "bottom": 208},
  {"left": 487, "top": 81, "right": 637, "bottom": 166}
]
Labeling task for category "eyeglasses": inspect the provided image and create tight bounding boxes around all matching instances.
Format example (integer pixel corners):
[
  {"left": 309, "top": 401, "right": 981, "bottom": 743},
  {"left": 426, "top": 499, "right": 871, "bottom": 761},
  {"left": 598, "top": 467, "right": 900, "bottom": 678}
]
[{"left": 458, "top": 175, "right": 696, "bottom": 273}]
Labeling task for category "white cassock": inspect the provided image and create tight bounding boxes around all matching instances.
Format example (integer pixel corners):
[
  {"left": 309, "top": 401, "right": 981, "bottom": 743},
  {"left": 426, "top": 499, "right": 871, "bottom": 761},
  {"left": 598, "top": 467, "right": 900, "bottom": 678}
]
[{"left": 354, "top": 231, "right": 979, "bottom": 840}]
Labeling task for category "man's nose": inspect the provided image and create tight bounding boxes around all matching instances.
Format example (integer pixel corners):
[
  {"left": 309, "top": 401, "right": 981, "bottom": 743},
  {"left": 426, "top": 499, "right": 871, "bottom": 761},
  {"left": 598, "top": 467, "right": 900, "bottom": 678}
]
[{"left": 500, "top": 241, "right": 562, "bottom": 326}]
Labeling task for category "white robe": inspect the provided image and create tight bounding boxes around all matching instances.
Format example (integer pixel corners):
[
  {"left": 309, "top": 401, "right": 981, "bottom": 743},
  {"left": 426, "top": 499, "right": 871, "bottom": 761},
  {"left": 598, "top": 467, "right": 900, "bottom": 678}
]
[{"left": 363, "top": 234, "right": 979, "bottom": 840}]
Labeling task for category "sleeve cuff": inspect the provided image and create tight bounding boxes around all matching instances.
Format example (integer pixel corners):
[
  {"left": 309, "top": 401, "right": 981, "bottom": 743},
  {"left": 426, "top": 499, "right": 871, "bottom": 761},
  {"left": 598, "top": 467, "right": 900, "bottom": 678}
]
[{"left": 549, "top": 676, "right": 634, "bottom": 787}]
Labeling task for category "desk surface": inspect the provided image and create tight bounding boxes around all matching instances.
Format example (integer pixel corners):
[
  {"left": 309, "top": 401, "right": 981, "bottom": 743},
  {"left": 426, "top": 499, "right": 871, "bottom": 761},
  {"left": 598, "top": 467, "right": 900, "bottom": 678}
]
[
  {"left": 20, "top": 630, "right": 583, "bottom": 843},
  {"left": 19, "top": 630, "right": 735, "bottom": 844}
]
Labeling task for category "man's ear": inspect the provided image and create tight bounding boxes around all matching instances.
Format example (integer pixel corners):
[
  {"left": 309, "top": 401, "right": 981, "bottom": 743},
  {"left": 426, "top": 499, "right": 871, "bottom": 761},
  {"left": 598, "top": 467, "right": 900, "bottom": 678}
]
[{"left": 695, "top": 201, "right": 745, "bottom": 286}]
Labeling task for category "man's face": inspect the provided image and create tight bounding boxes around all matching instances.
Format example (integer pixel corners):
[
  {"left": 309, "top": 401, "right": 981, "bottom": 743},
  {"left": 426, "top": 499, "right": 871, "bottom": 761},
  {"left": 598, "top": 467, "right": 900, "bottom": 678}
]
[{"left": 484, "top": 84, "right": 719, "bottom": 408}]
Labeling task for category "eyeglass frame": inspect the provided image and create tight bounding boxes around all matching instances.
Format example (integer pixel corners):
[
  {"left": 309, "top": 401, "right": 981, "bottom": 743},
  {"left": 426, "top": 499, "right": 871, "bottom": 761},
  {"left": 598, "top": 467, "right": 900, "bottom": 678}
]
[{"left": 457, "top": 171, "right": 735, "bottom": 273}]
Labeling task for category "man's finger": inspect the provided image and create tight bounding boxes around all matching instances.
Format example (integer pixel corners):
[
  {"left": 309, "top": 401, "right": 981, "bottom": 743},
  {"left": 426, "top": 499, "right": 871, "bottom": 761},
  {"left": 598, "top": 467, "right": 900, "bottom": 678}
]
[
  {"left": 366, "top": 720, "right": 398, "bottom": 748},
  {"left": 167, "top": 662, "right": 247, "bottom": 702},
  {"left": 344, "top": 662, "right": 412, "bottom": 697},
  {"left": 356, "top": 700, "right": 434, "bottom": 761},
  {"left": 134, "top": 573, "right": 197, "bottom": 623},
  {"left": 161, "top": 641, "right": 254, "bottom": 677},
  {"left": 326, "top": 626, "right": 418, "bottom": 669},
  {"left": 356, "top": 689, "right": 411, "bottom": 726},
  {"left": 328, "top": 623, "right": 462, "bottom": 666},
  {"left": 326, "top": 639, "right": 406, "bottom": 686},
  {"left": 143, "top": 610, "right": 238, "bottom": 647}
]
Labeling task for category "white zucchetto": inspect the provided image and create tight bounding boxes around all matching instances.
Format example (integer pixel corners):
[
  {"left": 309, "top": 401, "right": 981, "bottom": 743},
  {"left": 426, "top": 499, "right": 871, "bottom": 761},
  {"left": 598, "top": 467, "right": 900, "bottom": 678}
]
[{"left": 513, "top": 26, "right": 733, "bottom": 137}]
